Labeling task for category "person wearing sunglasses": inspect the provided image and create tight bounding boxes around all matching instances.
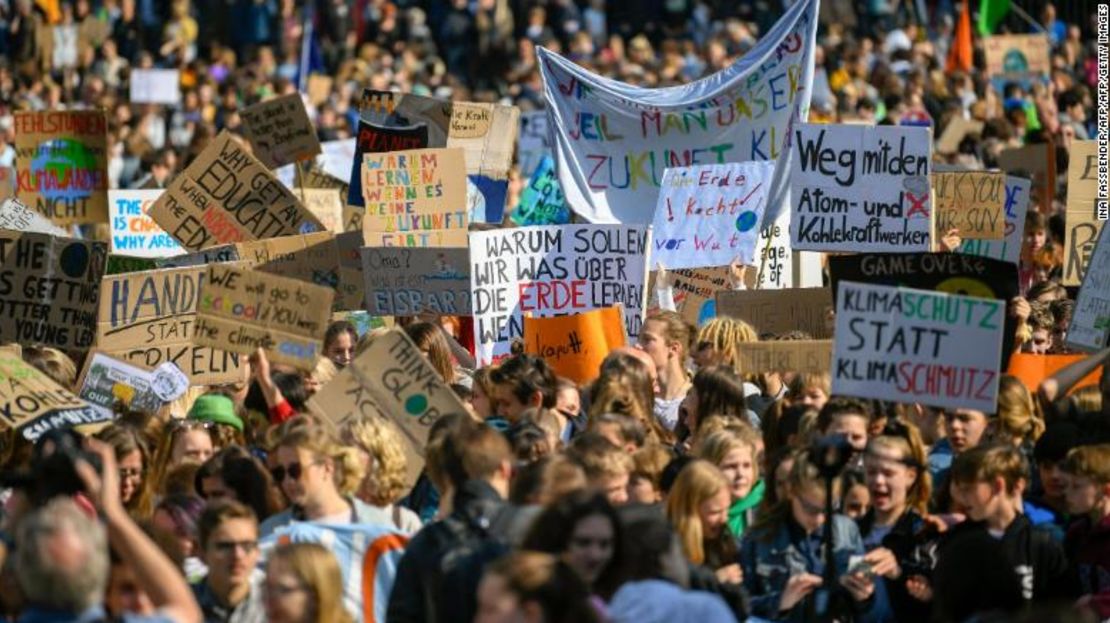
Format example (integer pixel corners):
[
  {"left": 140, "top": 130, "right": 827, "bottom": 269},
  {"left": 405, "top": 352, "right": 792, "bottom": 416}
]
[
  {"left": 259, "top": 417, "right": 395, "bottom": 538},
  {"left": 192, "top": 500, "right": 266, "bottom": 623}
]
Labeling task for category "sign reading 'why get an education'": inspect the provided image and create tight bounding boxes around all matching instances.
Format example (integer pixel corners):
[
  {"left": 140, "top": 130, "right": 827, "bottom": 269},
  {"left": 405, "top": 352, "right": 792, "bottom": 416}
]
[
  {"left": 469, "top": 224, "right": 649, "bottom": 366},
  {"left": 790, "top": 124, "right": 932, "bottom": 253},
  {"left": 833, "top": 280, "right": 1004, "bottom": 412}
]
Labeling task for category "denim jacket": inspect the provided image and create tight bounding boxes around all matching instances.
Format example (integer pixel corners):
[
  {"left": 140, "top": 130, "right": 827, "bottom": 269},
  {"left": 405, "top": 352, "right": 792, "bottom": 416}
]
[{"left": 739, "top": 514, "right": 889, "bottom": 622}]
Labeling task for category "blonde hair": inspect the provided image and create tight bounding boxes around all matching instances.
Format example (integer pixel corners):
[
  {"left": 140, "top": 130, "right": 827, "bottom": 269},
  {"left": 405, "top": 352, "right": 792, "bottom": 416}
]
[
  {"left": 1062, "top": 444, "right": 1110, "bottom": 483},
  {"left": 276, "top": 417, "right": 365, "bottom": 496},
  {"left": 697, "top": 425, "right": 760, "bottom": 480},
  {"left": 589, "top": 371, "right": 666, "bottom": 445},
  {"left": 752, "top": 451, "right": 837, "bottom": 542},
  {"left": 787, "top": 371, "right": 832, "bottom": 402},
  {"left": 694, "top": 317, "right": 758, "bottom": 376},
  {"left": 665, "top": 460, "right": 731, "bottom": 565},
  {"left": 310, "top": 357, "right": 339, "bottom": 388},
  {"left": 631, "top": 443, "right": 673, "bottom": 490},
  {"left": 867, "top": 421, "right": 932, "bottom": 514},
  {"left": 267, "top": 542, "right": 354, "bottom": 623},
  {"left": 339, "top": 414, "right": 409, "bottom": 506},
  {"left": 995, "top": 375, "right": 1044, "bottom": 444},
  {"left": 21, "top": 346, "right": 78, "bottom": 389},
  {"left": 1073, "top": 385, "right": 1103, "bottom": 413}
]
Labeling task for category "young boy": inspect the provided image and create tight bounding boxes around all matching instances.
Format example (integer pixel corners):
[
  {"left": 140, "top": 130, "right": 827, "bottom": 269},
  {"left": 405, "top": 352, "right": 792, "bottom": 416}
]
[
  {"left": 933, "top": 444, "right": 1075, "bottom": 619},
  {"left": 567, "top": 432, "right": 635, "bottom": 506},
  {"left": 1062, "top": 444, "right": 1110, "bottom": 619}
]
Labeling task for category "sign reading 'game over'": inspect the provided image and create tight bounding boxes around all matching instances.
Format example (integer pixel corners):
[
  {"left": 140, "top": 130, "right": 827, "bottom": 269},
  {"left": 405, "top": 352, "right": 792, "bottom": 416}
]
[{"left": 149, "top": 131, "right": 324, "bottom": 251}]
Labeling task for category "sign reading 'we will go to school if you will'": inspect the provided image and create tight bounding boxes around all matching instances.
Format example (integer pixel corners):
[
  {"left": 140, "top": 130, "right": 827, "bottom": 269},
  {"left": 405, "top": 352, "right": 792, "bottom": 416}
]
[
  {"left": 790, "top": 124, "right": 933, "bottom": 253},
  {"left": 833, "top": 280, "right": 1004, "bottom": 413}
]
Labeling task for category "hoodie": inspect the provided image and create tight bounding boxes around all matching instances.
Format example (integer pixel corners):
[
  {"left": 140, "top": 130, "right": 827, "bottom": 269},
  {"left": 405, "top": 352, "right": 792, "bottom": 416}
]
[{"left": 608, "top": 579, "right": 738, "bottom": 623}]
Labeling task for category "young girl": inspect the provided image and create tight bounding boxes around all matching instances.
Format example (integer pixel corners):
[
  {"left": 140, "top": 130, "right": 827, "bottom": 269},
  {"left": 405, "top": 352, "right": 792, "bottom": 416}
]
[
  {"left": 740, "top": 451, "right": 885, "bottom": 622},
  {"left": 522, "top": 490, "right": 623, "bottom": 600},
  {"left": 698, "top": 426, "right": 764, "bottom": 540},
  {"left": 666, "top": 460, "right": 742, "bottom": 585}
]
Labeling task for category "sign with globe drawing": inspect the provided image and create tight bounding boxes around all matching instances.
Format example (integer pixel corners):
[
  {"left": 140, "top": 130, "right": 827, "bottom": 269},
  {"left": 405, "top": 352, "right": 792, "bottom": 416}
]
[{"left": 14, "top": 111, "right": 109, "bottom": 226}]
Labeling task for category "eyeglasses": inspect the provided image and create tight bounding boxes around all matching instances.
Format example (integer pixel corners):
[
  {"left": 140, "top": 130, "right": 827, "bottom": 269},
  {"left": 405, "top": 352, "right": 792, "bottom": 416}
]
[
  {"left": 270, "top": 460, "right": 321, "bottom": 483},
  {"left": 211, "top": 540, "right": 258, "bottom": 555}
]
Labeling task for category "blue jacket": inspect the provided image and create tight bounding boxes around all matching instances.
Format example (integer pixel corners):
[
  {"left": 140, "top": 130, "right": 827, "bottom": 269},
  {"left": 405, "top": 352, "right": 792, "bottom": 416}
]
[{"left": 739, "top": 514, "right": 890, "bottom": 622}]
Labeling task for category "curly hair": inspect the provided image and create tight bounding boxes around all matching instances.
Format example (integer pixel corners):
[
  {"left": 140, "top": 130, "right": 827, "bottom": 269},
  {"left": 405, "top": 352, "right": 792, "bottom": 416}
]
[
  {"left": 339, "top": 414, "right": 410, "bottom": 506},
  {"left": 275, "top": 416, "right": 365, "bottom": 496}
]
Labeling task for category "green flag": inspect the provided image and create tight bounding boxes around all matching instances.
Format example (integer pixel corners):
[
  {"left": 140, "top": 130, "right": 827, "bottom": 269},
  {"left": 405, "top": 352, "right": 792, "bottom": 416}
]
[{"left": 978, "top": 0, "right": 1011, "bottom": 36}]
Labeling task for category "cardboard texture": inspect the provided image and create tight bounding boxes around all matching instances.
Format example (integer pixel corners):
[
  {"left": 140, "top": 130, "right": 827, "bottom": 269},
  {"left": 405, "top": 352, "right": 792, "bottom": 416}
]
[
  {"left": 96, "top": 265, "right": 242, "bottom": 385},
  {"left": 523, "top": 307, "right": 626, "bottom": 384},
  {"left": 956, "top": 176, "right": 1031, "bottom": 264},
  {"left": 240, "top": 93, "right": 322, "bottom": 169},
  {"left": 363, "top": 246, "right": 471, "bottom": 316},
  {"left": 236, "top": 232, "right": 341, "bottom": 296},
  {"left": 335, "top": 231, "right": 366, "bottom": 311},
  {"left": 361, "top": 148, "right": 468, "bottom": 234},
  {"left": 155, "top": 245, "right": 240, "bottom": 268},
  {"left": 647, "top": 266, "right": 729, "bottom": 326},
  {"left": 1064, "top": 141, "right": 1101, "bottom": 286},
  {"left": 0, "top": 230, "right": 106, "bottom": 351},
  {"left": 0, "top": 352, "right": 104, "bottom": 441},
  {"left": 14, "top": 110, "right": 110, "bottom": 225},
  {"left": 739, "top": 340, "right": 833, "bottom": 374},
  {"left": 716, "top": 287, "right": 833, "bottom": 339},
  {"left": 194, "top": 264, "right": 335, "bottom": 371},
  {"left": 933, "top": 171, "right": 1006, "bottom": 239},
  {"left": 0, "top": 197, "right": 69, "bottom": 235},
  {"left": 300, "top": 188, "right": 345, "bottom": 234},
  {"left": 363, "top": 227, "right": 469, "bottom": 248},
  {"left": 308, "top": 328, "right": 469, "bottom": 486},
  {"left": 984, "top": 34, "right": 1051, "bottom": 81},
  {"left": 148, "top": 131, "right": 324, "bottom": 251},
  {"left": 935, "top": 118, "right": 984, "bottom": 155}
]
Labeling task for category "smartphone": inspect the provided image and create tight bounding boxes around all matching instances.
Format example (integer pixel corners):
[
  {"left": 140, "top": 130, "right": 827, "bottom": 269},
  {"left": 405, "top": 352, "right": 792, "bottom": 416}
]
[{"left": 847, "top": 555, "right": 875, "bottom": 579}]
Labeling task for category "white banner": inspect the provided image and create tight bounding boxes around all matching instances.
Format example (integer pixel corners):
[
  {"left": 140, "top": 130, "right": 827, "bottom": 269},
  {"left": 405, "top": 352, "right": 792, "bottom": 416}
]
[
  {"left": 109, "top": 189, "right": 184, "bottom": 257},
  {"left": 1068, "top": 223, "right": 1110, "bottom": 351},
  {"left": 537, "top": 0, "right": 817, "bottom": 226}
]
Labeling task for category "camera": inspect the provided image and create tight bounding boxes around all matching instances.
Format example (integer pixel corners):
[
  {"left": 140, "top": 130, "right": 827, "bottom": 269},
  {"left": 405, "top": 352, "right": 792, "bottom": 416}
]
[
  {"left": 810, "top": 433, "right": 855, "bottom": 480},
  {"left": 0, "top": 428, "right": 101, "bottom": 507}
]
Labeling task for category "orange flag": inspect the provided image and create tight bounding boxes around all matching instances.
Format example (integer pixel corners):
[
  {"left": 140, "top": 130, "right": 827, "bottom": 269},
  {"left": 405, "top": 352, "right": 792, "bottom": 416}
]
[
  {"left": 946, "top": 1, "right": 973, "bottom": 73},
  {"left": 523, "top": 307, "right": 626, "bottom": 384},
  {"left": 1008, "top": 352, "right": 1102, "bottom": 395}
]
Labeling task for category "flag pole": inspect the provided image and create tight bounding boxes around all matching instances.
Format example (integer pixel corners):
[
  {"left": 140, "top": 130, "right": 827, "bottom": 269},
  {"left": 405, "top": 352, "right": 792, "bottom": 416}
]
[{"left": 1004, "top": 2, "right": 1047, "bottom": 34}]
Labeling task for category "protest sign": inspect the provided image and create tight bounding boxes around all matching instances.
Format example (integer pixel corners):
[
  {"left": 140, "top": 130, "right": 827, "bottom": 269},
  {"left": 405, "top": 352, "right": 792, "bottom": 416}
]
[
  {"left": 148, "top": 131, "right": 324, "bottom": 251},
  {"left": 194, "top": 265, "right": 334, "bottom": 371},
  {"left": 984, "top": 34, "right": 1050, "bottom": 87},
  {"left": 1068, "top": 224, "right": 1110, "bottom": 351},
  {"left": 300, "top": 188, "right": 344, "bottom": 233},
  {"left": 512, "top": 156, "right": 570, "bottom": 226},
  {"left": 0, "top": 197, "right": 68, "bottom": 235},
  {"left": 716, "top": 287, "right": 832, "bottom": 339},
  {"left": 360, "top": 148, "right": 468, "bottom": 234},
  {"left": 790, "top": 123, "right": 932, "bottom": 252},
  {"left": 652, "top": 161, "right": 773, "bottom": 269},
  {"left": 108, "top": 189, "right": 185, "bottom": 257},
  {"left": 0, "top": 352, "right": 103, "bottom": 441},
  {"left": 1064, "top": 141, "right": 1101, "bottom": 286},
  {"left": 0, "top": 167, "right": 16, "bottom": 202},
  {"left": 537, "top": 0, "right": 817, "bottom": 226},
  {"left": 237, "top": 232, "right": 341, "bottom": 296},
  {"left": 106, "top": 255, "right": 158, "bottom": 275},
  {"left": 827, "top": 252, "right": 1019, "bottom": 369},
  {"left": 935, "top": 117, "right": 983, "bottom": 155},
  {"left": 470, "top": 224, "right": 649, "bottom": 365},
  {"left": 96, "top": 266, "right": 242, "bottom": 385},
  {"left": 518, "top": 110, "right": 551, "bottom": 178},
  {"left": 14, "top": 111, "right": 109, "bottom": 225},
  {"left": 345, "top": 119, "right": 428, "bottom": 209},
  {"left": 523, "top": 307, "right": 626, "bottom": 384},
  {"left": 362, "top": 247, "right": 470, "bottom": 316},
  {"left": 739, "top": 340, "right": 832, "bottom": 375},
  {"left": 129, "top": 69, "right": 181, "bottom": 105},
  {"left": 77, "top": 351, "right": 162, "bottom": 415},
  {"left": 833, "top": 281, "right": 1004, "bottom": 412},
  {"left": 1008, "top": 352, "right": 1102, "bottom": 394},
  {"left": 334, "top": 231, "right": 366, "bottom": 310},
  {"left": 648, "top": 266, "right": 729, "bottom": 326},
  {"left": 0, "top": 344, "right": 19, "bottom": 357},
  {"left": 996, "top": 143, "right": 1051, "bottom": 196},
  {"left": 306, "top": 74, "right": 333, "bottom": 107},
  {"left": 308, "top": 329, "right": 469, "bottom": 485},
  {"left": 364, "top": 227, "right": 469, "bottom": 248},
  {"left": 240, "top": 93, "right": 322, "bottom": 169},
  {"left": 957, "top": 176, "right": 1030, "bottom": 264},
  {"left": 755, "top": 206, "right": 823, "bottom": 289},
  {"left": 319, "top": 139, "right": 357, "bottom": 183},
  {"left": 155, "top": 245, "right": 240, "bottom": 269},
  {"left": 0, "top": 231, "right": 105, "bottom": 351},
  {"left": 933, "top": 171, "right": 1005, "bottom": 239}
]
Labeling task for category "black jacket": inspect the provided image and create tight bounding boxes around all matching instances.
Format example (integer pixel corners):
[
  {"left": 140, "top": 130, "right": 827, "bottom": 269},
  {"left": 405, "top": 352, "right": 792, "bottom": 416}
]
[
  {"left": 386, "top": 479, "right": 516, "bottom": 623},
  {"left": 857, "top": 509, "right": 939, "bottom": 623}
]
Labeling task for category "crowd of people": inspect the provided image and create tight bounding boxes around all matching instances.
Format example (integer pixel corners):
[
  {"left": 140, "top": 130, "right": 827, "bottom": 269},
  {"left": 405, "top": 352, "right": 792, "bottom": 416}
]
[{"left": 0, "top": 0, "right": 1107, "bottom": 622}]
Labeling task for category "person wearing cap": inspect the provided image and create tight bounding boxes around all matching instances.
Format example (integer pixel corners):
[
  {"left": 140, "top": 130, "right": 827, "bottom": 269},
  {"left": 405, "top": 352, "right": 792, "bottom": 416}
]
[{"left": 188, "top": 394, "right": 246, "bottom": 449}]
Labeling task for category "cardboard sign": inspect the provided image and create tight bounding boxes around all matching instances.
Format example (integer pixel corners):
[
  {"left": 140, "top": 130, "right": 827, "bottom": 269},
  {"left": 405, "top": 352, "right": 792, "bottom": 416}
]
[
  {"left": 470, "top": 224, "right": 649, "bottom": 365},
  {"left": 308, "top": 328, "right": 469, "bottom": 485},
  {"left": 716, "top": 288, "right": 832, "bottom": 339},
  {"left": 306, "top": 74, "right": 333, "bottom": 107},
  {"left": 833, "top": 281, "right": 1004, "bottom": 412},
  {"left": 108, "top": 189, "right": 185, "bottom": 257},
  {"left": 240, "top": 94, "right": 322, "bottom": 169},
  {"left": 236, "top": 232, "right": 341, "bottom": 296},
  {"left": 194, "top": 265, "right": 334, "bottom": 371},
  {"left": 96, "top": 266, "right": 242, "bottom": 385},
  {"left": 984, "top": 34, "right": 1050, "bottom": 85},
  {"left": 0, "top": 197, "right": 68, "bottom": 235},
  {"left": 936, "top": 118, "right": 984, "bottom": 155},
  {"left": 790, "top": 124, "right": 933, "bottom": 252},
  {"left": 363, "top": 227, "right": 469, "bottom": 248},
  {"left": 106, "top": 255, "right": 158, "bottom": 275},
  {"left": 155, "top": 245, "right": 240, "bottom": 269},
  {"left": 0, "top": 230, "right": 106, "bottom": 351},
  {"left": 14, "top": 111, "right": 110, "bottom": 225},
  {"left": 1064, "top": 141, "right": 1101, "bottom": 286},
  {"left": 512, "top": 156, "right": 570, "bottom": 226},
  {"left": 518, "top": 110, "right": 551, "bottom": 178},
  {"left": 523, "top": 307, "right": 626, "bottom": 384},
  {"left": 362, "top": 247, "right": 471, "bottom": 316},
  {"left": 0, "top": 166, "right": 16, "bottom": 202},
  {"left": 652, "top": 161, "right": 773, "bottom": 269},
  {"left": 361, "top": 148, "right": 468, "bottom": 234},
  {"left": 129, "top": 69, "right": 181, "bottom": 105},
  {"left": 1068, "top": 223, "right": 1110, "bottom": 351},
  {"left": 148, "top": 131, "right": 324, "bottom": 251},
  {"left": 1008, "top": 352, "right": 1102, "bottom": 395},
  {"left": 933, "top": 171, "right": 1005, "bottom": 239},
  {"left": 997, "top": 144, "right": 1050, "bottom": 197},
  {"left": 0, "top": 353, "right": 104, "bottom": 441},
  {"left": 77, "top": 351, "right": 163, "bottom": 414},
  {"left": 827, "top": 252, "right": 1019, "bottom": 370},
  {"left": 957, "top": 176, "right": 1030, "bottom": 264},
  {"left": 300, "top": 188, "right": 344, "bottom": 234},
  {"left": 739, "top": 340, "right": 832, "bottom": 374},
  {"left": 334, "top": 231, "right": 366, "bottom": 311},
  {"left": 647, "top": 266, "right": 729, "bottom": 326}
]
